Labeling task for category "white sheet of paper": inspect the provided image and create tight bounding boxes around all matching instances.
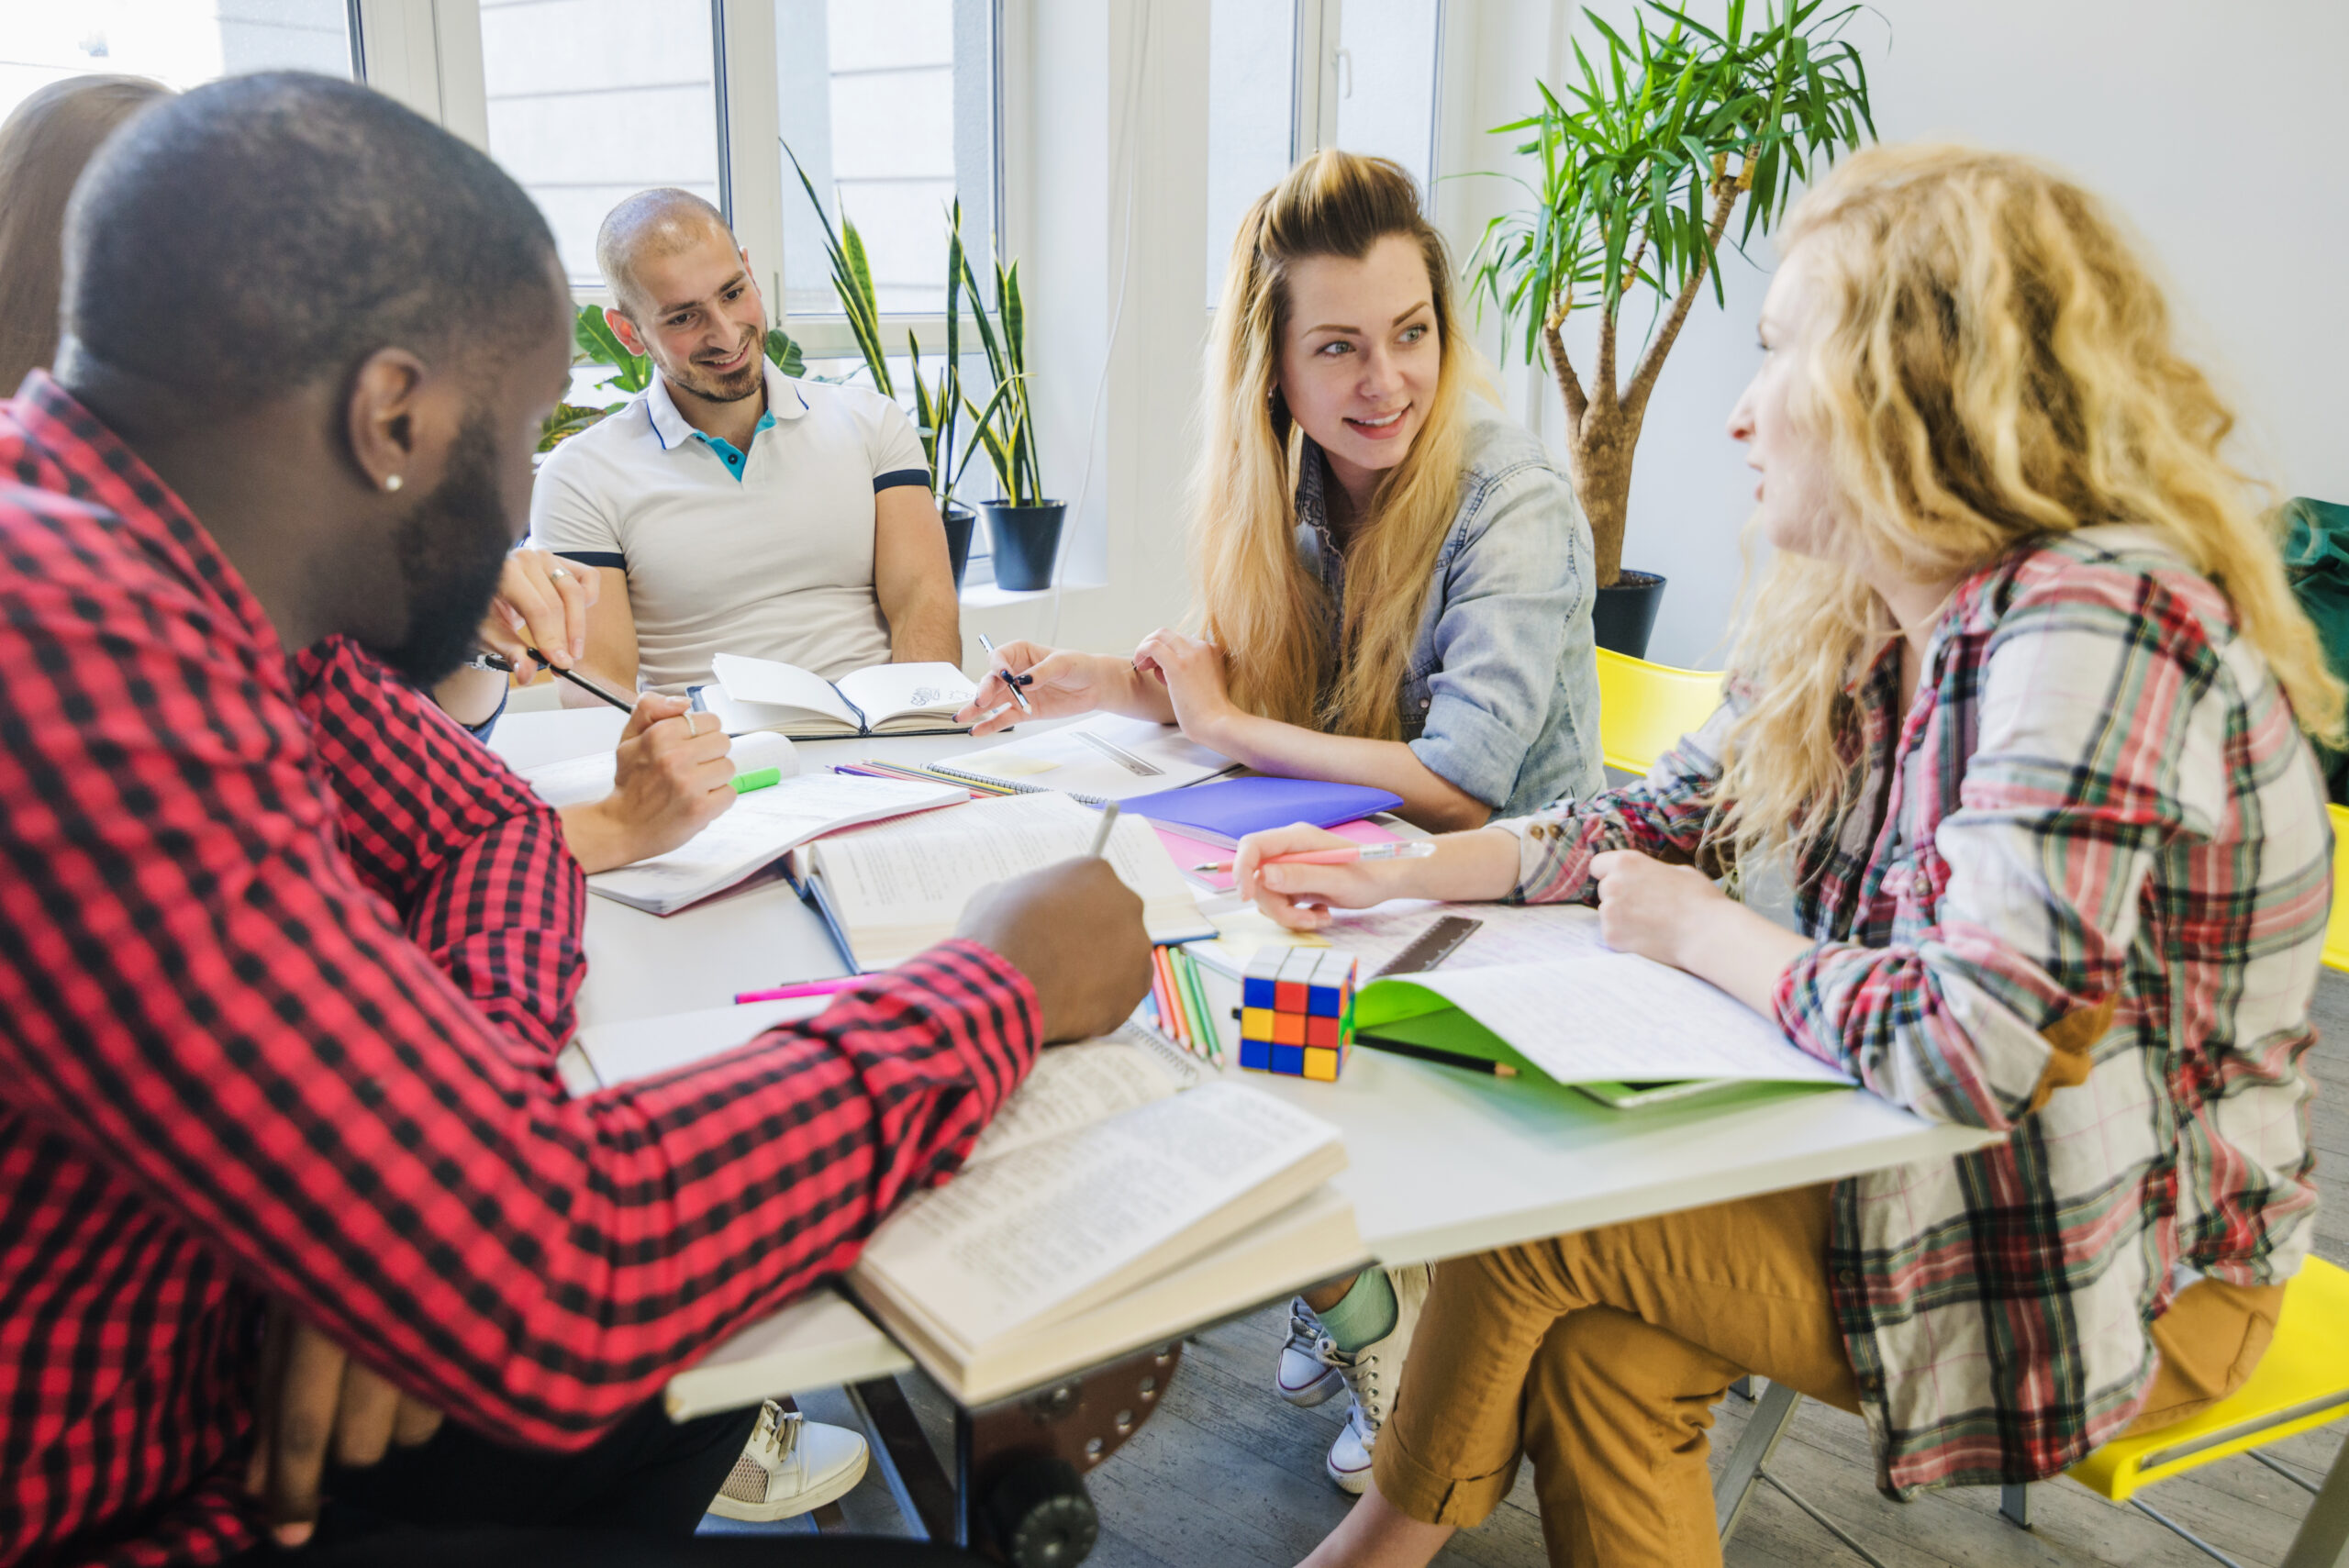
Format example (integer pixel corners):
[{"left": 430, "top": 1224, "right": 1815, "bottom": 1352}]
[
  {"left": 712, "top": 652, "right": 861, "bottom": 728},
  {"left": 834, "top": 662, "right": 977, "bottom": 724},
  {"left": 1391, "top": 955, "right": 1853, "bottom": 1086}
]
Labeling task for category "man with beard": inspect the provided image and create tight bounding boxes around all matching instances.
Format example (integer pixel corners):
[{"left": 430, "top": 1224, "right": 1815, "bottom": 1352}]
[
  {"left": 0, "top": 72, "right": 1151, "bottom": 1567},
  {"left": 533, "top": 189, "right": 963, "bottom": 695}
]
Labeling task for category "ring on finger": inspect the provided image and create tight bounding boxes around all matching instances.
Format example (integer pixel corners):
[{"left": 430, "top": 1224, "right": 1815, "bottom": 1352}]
[
  {"left": 549, "top": 565, "right": 571, "bottom": 581},
  {"left": 684, "top": 711, "right": 700, "bottom": 737}
]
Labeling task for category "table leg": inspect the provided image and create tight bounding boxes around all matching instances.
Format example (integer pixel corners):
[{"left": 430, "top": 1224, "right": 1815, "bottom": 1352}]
[{"left": 848, "top": 1376, "right": 961, "bottom": 1544}]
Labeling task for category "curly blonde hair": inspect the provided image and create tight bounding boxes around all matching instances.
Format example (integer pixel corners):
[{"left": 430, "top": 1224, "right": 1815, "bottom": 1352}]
[{"left": 1710, "top": 142, "right": 2343, "bottom": 868}]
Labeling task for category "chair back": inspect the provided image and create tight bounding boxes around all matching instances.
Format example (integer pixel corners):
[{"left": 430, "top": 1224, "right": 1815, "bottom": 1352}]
[
  {"left": 1594, "top": 647, "right": 1725, "bottom": 777},
  {"left": 2326, "top": 804, "right": 2349, "bottom": 973}
]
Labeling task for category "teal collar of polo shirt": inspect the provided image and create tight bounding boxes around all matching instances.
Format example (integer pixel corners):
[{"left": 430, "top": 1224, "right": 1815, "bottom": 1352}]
[{"left": 642, "top": 359, "right": 810, "bottom": 481}]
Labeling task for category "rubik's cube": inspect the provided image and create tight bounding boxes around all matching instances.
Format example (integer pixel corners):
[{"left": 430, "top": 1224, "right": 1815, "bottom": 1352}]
[{"left": 1238, "top": 948, "right": 1357, "bottom": 1081}]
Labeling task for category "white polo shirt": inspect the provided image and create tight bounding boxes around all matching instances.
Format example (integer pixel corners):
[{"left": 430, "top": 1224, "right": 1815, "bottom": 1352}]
[{"left": 531, "top": 361, "right": 931, "bottom": 690}]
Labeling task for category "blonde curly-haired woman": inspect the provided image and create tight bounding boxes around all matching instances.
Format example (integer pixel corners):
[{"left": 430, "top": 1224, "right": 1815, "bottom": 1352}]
[
  {"left": 955, "top": 151, "right": 1604, "bottom": 834},
  {"left": 1237, "top": 143, "right": 2336, "bottom": 1568}
]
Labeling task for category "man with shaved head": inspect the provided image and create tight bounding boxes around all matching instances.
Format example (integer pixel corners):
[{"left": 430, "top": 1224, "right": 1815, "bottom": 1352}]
[
  {"left": 0, "top": 72, "right": 1149, "bottom": 1565},
  {"left": 536, "top": 188, "right": 963, "bottom": 698}
]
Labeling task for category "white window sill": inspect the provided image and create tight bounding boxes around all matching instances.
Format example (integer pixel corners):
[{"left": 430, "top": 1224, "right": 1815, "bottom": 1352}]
[{"left": 959, "top": 579, "right": 1107, "bottom": 609}]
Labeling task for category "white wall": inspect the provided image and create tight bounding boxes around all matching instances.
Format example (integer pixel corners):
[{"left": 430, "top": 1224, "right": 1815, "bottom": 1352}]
[{"left": 1514, "top": 0, "right": 2349, "bottom": 669}]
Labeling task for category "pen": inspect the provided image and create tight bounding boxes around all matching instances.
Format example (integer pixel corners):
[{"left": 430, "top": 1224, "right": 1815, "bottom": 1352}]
[
  {"left": 1086, "top": 801, "right": 1120, "bottom": 860},
  {"left": 489, "top": 647, "right": 639, "bottom": 716},
  {"left": 734, "top": 976, "right": 862, "bottom": 1005},
  {"left": 1352, "top": 1032, "right": 1520, "bottom": 1077},
  {"left": 975, "top": 630, "right": 1033, "bottom": 715},
  {"left": 1194, "top": 840, "right": 1439, "bottom": 873}
]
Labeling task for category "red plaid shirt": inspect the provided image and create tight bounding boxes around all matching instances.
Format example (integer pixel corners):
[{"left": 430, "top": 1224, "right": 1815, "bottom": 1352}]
[{"left": 0, "top": 374, "right": 1043, "bottom": 1566}]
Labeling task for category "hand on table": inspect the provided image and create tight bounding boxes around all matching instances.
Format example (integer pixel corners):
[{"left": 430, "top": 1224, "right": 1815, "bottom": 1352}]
[
  {"left": 558, "top": 694, "right": 737, "bottom": 873},
  {"left": 1132, "top": 628, "right": 1238, "bottom": 744},
  {"left": 1587, "top": 850, "right": 1732, "bottom": 972},
  {"left": 1234, "top": 824, "right": 1420, "bottom": 932},
  {"left": 244, "top": 1306, "right": 443, "bottom": 1549},
  {"left": 956, "top": 858, "right": 1153, "bottom": 1041},
  {"left": 476, "top": 548, "right": 598, "bottom": 684},
  {"left": 954, "top": 641, "right": 1119, "bottom": 737}
]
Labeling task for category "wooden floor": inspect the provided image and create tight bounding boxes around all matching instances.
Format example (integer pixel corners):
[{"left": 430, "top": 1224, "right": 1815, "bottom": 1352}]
[{"left": 753, "top": 969, "right": 2349, "bottom": 1566}]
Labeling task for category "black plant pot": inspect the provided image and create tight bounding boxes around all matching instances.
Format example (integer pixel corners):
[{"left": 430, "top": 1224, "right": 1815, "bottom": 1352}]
[
  {"left": 982, "top": 500, "right": 1065, "bottom": 592},
  {"left": 1592, "top": 569, "right": 1667, "bottom": 659},
  {"left": 941, "top": 501, "right": 976, "bottom": 589}
]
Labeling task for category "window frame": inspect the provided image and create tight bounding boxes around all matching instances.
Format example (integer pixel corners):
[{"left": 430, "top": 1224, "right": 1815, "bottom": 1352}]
[{"left": 354, "top": 0, "right": 1006, "bottom": 356}]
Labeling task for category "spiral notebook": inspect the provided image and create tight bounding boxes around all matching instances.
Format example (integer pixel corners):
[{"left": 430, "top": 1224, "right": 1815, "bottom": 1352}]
[{"left": 924, "top": 714, "right": 1240, "bottom": 806}]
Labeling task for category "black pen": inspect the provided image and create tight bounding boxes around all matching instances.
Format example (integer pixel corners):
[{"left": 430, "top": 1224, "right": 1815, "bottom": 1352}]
[{"left": 483, "top": 649, "right": 638, "bottom": 715}]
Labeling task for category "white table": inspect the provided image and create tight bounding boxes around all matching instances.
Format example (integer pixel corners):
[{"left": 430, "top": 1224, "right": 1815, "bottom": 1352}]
[{"left": 497, "top": 710, "right": 2002, "bottom": 1274}]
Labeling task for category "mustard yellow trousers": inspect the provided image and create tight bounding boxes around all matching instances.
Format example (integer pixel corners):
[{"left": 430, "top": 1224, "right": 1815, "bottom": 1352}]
[{"left": 1371, "top": 1184, "right": 2281, "bottom": 1568}]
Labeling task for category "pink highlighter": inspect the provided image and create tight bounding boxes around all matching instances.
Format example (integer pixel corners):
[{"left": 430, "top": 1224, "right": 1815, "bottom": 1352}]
[{"left": 733, "top": 975, "right": 862, "bottom": 1006}]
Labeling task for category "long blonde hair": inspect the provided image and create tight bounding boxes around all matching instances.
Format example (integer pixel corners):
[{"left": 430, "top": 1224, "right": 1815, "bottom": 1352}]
[
  {"left": 1194, "top": 151, "right": 1479, "bottom": 740},
  {"left": 0, "top": 75, "right": 170, "bottom": 395},
  {"left": 1712, "top": 142, "right": 2343, "bottom": 867}
]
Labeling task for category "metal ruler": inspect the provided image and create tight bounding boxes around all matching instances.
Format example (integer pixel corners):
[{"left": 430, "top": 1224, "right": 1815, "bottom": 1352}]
[{"left": 1370, "top": 914, "right": 1484, "bottom": 978}]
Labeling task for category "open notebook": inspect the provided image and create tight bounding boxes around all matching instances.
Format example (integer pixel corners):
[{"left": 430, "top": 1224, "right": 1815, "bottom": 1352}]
[
  {"left": 571, "top": 1006, "right": 1364, "bottom": 1407},
  {"left": 587, "top": 772, "right": 966, "bottom": 915},
  {"left": 926, "top": 714, "right": 1240, "bottom": 804},
  {"left": 792, "top": 791, "right": 1217, "bottom": 969},
  {"left": 695, "top": 653, "right": 977, "bottom": 739}
]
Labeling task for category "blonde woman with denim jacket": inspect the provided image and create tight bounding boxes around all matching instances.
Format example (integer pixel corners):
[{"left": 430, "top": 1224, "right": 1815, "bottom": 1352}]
[{"left": 956, "top": 151, "right": 1603, "bottom": 832}]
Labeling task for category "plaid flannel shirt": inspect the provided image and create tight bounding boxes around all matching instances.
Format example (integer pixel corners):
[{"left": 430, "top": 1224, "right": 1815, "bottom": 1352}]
[
  {"left": 0, "top": 374, "right": 1043, "bottom": 1566},
  {"left": 1503, "top": 525, "right": 2328, "bottom": 1494}
]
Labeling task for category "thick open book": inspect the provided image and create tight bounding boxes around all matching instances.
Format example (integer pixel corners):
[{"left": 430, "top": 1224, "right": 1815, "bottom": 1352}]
[
  {"left": 570, "top": 1006, "right": 1364, "bottom": 1407},
  {"left": 794, "top": 791, "right": 1217, "bottom": 969},
  {"left": 519, "top": 732, "right": 800, "bottom": 809},
  {"left": 588, "top": 772, "right": 966, "bottom": 915},
  {"left": 927, "top": 714, "right": 1240, "bottom": 804},
  {"left": 696, "top": 654, "right": 976, "bottom": 739}
]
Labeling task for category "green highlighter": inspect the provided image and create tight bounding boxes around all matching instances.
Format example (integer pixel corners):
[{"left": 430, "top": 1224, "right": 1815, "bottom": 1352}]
[{"left": 732, "top": 766, "right": 784, "bottom": 795}]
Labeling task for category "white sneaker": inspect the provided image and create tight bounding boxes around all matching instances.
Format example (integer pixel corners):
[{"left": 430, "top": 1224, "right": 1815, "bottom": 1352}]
[
  {"left": 707, "top": 1400, "right": 870, "bottom": 1522},
  {"left": 1276, "top": 1296, "right": 1347, "bottom": 1407},
  {"left": 1322, "top": 1263, "right": 1431, "bottom": 1495}
]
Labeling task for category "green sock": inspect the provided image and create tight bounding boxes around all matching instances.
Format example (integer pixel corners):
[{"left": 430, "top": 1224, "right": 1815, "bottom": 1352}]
[{"left": 1319, "top": 1269, "right": 1397, "bottom": 1353}]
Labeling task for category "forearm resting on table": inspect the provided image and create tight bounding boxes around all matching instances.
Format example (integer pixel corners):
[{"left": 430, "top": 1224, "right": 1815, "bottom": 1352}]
[
  {"left": 1212, "top": 712, "right": 1490, "bottom": 832},
  {"left": 558, "top": 798, "right": 647, "bottom": 876}
]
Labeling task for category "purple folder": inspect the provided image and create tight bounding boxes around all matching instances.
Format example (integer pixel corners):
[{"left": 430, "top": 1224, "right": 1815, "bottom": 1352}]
[{"left": 1119, "top": 776, "right": 1405, "bottom": 849}]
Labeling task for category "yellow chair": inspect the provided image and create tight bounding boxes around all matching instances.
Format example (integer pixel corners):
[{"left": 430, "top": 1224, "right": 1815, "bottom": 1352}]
[
  {"left": 2325, "top": 803, "right": 2349, "bottom": 973},
  {"left": 1717, "top": 1256, "right": 2349, "bottom": 1567},
  {"left": 1593, "top": 647, "right": 1725, "bottom": 777}
]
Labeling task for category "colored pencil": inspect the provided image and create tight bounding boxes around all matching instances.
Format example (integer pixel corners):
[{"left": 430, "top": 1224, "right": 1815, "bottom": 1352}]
[{"left": 1174, "top": 947, "right": 1221, "bottom": 1064}]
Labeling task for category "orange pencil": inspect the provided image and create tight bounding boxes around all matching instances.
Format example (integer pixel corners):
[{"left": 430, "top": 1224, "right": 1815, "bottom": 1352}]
[{"left": 1151, "top": 947, "right": 1187, "bottom": 1051}]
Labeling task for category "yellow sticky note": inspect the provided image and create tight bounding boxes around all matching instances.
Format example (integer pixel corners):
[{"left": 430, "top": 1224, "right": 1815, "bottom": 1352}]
[{"left": 1208, "top": 906, "right": 1330, "bottom": 950}]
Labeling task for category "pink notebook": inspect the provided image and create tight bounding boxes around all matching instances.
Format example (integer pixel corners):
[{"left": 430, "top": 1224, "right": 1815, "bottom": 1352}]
[{"left": 1155, "top": 817, "right": 1401, "bottom": 893}]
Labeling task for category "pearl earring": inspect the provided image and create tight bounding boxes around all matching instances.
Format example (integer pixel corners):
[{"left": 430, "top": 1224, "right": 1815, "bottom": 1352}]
[{"left": 383, "top": 474, "right": 404, "bottom": 493}]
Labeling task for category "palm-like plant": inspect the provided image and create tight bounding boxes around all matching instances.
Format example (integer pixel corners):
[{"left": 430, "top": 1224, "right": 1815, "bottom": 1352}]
[
  {"left": 955, "top": 245, "right": 1043, "bottom": 506},
  {"left": 1464, "top": 0, "right": 1875, "bottom": 587}
]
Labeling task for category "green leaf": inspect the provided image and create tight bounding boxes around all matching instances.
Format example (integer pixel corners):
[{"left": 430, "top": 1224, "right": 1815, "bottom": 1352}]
[{"left": 763, "top": 327, "right": 806, "bottom": 379}]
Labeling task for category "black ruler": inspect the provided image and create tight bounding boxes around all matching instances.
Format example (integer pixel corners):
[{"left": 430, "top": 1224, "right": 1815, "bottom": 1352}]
[{"left": 1371, "top": 914, "right": 1483, "bottom": 978}]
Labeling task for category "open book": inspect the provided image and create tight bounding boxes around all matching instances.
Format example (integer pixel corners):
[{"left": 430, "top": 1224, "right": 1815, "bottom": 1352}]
[
  {"left": 571, "top": 1006, "right": 1364, "bottom": 1407},
  {"left": 926, "top": 714, "right": 1240, "bottom": 804},
  {"left": 519, "top": 732, "right": 800, "bottom": 809},
  {"left": 696, "top": 653, "right": 977, "bottom": 739},
  {"left": 588, "top": 772, "right": 967, "bottom": 915},
  {"left": 793, "top": 791, "right": 1218, "bottom": 969}
]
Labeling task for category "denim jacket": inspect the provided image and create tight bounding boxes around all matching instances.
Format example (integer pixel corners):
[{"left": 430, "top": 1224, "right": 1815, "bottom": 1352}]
[{"left": 1295, "top": 405, "right": 1604, "bottom": 817}]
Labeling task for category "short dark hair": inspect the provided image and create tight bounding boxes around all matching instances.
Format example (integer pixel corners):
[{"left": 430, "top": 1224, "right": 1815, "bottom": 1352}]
[
  {"left": 596, "top": 187, "right": 733, "bottom": 317},
  {"left": 60, "top": 72, "right": 559, "bottom": 412}
]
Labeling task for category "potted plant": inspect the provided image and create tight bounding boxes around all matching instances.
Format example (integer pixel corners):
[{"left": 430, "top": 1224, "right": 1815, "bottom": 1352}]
[
  {"left": 1464, "top": 0, "right": 1876, "bottom": 656},
  {"left": 788, "top": 147, "right": 985, "bottom": 584},
  {"left": 954, "top": 246, "right": 1058, "bottom": 591}
]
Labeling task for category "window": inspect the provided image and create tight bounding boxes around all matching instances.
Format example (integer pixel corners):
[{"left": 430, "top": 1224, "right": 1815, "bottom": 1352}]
[
  {"left": 1203, "top": 0, "right": 1297, "bottom": 306},
  {"left": 1330, "top": 0, "right": 1442, "bottom": 198},
  {"left": 0, "top": 0, "right": 354, "bottom": 127},
  {"left": 774, "top": 0, "right": 996, "bottom": 321},
  {"left": 475, "top": 0, "right": 722, "bottom": 288}
]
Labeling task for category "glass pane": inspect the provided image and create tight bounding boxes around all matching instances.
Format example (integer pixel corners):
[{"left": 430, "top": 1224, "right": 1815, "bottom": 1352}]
[
  {"left": 478, "top": 0, "right": 721, "bottom": 288},
  {"left": 776, "top": 0, "right": 994, "bottom": 318},
  {"left": 0, "top": 0, "right": 352, "bottom": 128},
  {"left": 1204, "top": 0, "right": 1296, "bottom": 306},
  {"left": 1333, "top": 0, "right": 1442, "bottom": 201}
]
